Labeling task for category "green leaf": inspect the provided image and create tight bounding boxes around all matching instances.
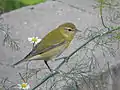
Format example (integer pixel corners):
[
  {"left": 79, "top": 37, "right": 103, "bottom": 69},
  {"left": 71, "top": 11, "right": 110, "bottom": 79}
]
[
  {"left": 97, "top": 0, "right": 105, "bottom": 3},
  {"left": 0, "top": 0, "right": 25, "bottom": 12},
  {"left": 0, "top": 0, "right": 46, "bottom": 13},
  {"left": 114, "top": 32, "right": 120, "bottom": 40},
  {"left": 20, "top": 0, "right": 46, "bottom": 5}
]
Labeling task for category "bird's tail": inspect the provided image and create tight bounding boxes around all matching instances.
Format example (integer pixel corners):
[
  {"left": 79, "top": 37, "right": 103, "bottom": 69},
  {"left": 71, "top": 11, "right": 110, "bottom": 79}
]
[
  {"left": 12, "top": 59, "right": 26, "bottom": 67},
  {"left": 12, "top": 50, "right": 33, "bottom": 67}
]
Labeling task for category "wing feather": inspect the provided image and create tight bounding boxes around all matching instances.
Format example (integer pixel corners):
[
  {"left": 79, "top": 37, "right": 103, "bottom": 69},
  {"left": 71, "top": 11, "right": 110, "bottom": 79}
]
[{"left": 24, "top": 29, "right": 66, "bottom": 59}]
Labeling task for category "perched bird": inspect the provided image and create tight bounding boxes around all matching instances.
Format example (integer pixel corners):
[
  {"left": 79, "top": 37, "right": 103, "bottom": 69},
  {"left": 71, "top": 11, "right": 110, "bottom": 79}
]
[{"left": 13, "top": 22, "right": 80, "bottom": 71}]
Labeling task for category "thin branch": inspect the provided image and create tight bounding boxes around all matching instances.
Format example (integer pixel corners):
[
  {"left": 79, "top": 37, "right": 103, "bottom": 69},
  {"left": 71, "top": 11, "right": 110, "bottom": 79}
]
[
  {"left": 19, "top": 73, "right": 26, "bottom": 83},
  {"left": 101, "top": 15, "right": 109, "bottom": 30},
  {"left": 55, "top": 35, "right": 100, "bottom": 71},
  {"left": 0, "top": 24, "right": 20, "bottom": 51},
  {"left": 31, "top": 71, "right": 59, "bottom": 90},
  {"left": 99, "top": 0, "right": 110, "bottom": 31}
]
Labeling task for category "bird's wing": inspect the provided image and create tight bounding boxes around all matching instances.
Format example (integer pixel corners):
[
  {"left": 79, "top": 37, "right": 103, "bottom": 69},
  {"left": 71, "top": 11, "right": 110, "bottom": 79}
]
[{"left": 24, "top": 29, "right": 67, "bottom": 59}]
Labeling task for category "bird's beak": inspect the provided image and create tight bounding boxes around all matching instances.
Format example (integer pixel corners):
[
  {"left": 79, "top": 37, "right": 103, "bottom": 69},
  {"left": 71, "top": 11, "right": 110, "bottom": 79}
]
[{"left": 76, "top": 29, "right": 81, "bottom": 32}]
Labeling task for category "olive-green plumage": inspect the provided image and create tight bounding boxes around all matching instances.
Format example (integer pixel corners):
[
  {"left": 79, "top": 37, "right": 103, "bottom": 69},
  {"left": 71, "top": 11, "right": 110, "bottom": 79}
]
[{"left": 13, "top": 22, "right": 79, "bottom": 71}]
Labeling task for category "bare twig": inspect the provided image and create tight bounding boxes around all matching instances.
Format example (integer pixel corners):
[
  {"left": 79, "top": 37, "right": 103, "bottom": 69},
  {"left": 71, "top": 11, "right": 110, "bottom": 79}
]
[
  {"left": 19, "top": 73, "right": 26, "bottom": 83},
  {"left": 0, "top": 23, "right": 20, "bottom": 51},
  {"left": 32, "top": 71, "right": 59, "bottom": 90}
]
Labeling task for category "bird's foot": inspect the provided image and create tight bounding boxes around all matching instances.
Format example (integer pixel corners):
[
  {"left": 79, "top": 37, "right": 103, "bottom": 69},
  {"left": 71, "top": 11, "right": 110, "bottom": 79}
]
[{"left": 64, "top": 57, "right": 69, "bottom": 63}]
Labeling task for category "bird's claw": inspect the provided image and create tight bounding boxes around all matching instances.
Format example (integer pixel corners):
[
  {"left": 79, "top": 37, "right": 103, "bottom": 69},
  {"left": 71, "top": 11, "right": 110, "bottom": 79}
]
[{"left": 64, "top": 57, "right": 69, "bottom": 63}]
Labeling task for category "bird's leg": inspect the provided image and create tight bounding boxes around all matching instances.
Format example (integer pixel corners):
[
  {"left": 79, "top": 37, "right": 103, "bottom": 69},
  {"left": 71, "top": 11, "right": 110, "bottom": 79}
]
[{"left": 44, "top": 60, "right": 52, "bottom": 72}]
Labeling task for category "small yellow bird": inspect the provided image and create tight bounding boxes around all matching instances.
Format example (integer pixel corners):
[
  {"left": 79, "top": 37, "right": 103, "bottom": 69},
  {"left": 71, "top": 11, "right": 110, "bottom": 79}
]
[{"left": 13, "top": 22, "right": 80, "bottom": 71}]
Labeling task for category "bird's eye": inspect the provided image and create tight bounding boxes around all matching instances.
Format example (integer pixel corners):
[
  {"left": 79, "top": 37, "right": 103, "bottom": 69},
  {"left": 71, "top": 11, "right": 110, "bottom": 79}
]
[
  {"left": 68, "top": 29, "right": 72, "bottom": 31},
  {"left": 64, "top": 27, "right": 72, "bottom": 31}
]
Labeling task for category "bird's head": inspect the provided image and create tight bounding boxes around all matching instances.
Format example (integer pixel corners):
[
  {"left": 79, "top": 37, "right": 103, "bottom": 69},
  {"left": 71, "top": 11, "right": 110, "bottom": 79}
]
[{"left": 58, "top": 22, "right": 80, "bottom": 40}]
